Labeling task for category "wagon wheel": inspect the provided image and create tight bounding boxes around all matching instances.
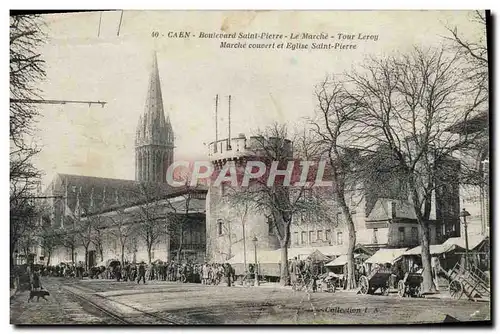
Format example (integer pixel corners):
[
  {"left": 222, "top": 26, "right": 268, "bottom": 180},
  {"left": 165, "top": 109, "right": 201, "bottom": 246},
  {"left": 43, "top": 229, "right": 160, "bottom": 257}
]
[
  {"left": 449, "top": 280, "right": 463, "bottom": 299},
  {"left": 359, "top": 275, "right": 369, "bottom": 295},
  {"left": 397, "top": 280, "right": 405, "bottom": 297}
]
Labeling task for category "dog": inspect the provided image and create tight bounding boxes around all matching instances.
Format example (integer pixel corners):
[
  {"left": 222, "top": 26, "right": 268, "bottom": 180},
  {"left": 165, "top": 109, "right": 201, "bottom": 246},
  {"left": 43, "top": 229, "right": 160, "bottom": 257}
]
[{"left": 27, "top": 289, "right": 50, "bottom": 302}]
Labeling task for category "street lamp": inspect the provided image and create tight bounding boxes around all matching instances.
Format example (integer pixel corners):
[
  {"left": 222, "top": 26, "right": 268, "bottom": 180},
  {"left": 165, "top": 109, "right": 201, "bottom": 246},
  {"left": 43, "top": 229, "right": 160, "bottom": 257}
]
[
  {"left": 252, "top": 236, "right": 259, "bottom": 286},
  {"left": 460, "top": 208, "right": 471, "bottom": 270}
]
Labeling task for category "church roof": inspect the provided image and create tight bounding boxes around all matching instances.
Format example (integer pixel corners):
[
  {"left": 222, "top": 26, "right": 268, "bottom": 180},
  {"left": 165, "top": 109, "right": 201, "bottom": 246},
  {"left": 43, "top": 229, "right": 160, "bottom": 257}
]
[{"left": 47, "top": 173, "right": 206, "bottom": 217}]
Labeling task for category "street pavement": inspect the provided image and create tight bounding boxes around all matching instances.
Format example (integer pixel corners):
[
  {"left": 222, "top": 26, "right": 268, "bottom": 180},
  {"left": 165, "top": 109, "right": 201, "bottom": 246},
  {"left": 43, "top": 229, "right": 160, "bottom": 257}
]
[{"left": 10, "top": 277, "right": 491, "bottom": 325}]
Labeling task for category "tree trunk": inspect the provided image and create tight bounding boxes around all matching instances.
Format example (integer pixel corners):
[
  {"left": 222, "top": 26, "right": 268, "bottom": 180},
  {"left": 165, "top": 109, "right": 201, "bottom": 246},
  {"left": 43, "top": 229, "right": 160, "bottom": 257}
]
[
  {"left": 177, "top": 226, "right": 183, "bottom": 262},
  {"left": 46, "top": 251, "right": 52, "bottom": 266},
  {"left": 279, "top": 245, "right": 289, "bottom": 286},
  {"left": 279, "top": 222, "right": 291, "bottom": 286},
  {"left": 84, "top": 246, "right": 89, "bottom": 271},
  {"left": 147, "top": 245, "right": 152, "bottom": 264},
  {"left": 329, "top": 150, "right": 357, "bottom": 290},
  {"left": 409, "top": 178, "right": 435, "bottom": 294},
  {"left": 121, "top": 244, "right": 125, "bottom": 265},
  {"left": 419, "top": 219, "right": 435, "bottom": 293}
]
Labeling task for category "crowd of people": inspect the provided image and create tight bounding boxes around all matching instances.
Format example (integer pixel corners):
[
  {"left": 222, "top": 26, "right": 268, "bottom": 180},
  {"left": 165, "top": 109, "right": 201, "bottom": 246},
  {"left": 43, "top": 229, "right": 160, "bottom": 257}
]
[{"left": 31, "top": 260, "right": 238, "bottom": 287}]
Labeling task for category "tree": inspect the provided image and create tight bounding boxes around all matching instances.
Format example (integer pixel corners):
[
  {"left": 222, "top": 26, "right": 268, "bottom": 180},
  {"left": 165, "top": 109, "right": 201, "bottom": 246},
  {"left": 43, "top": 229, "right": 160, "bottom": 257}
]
[
  {"left": 445, "top": 10, "right": 488, "bottom": 101},
  {"left": 164, "top": 182, "right": 198, "bottom": 263},
  {"left": 108, "top": 208, "right": 134, "bottom": 265},
  {"left": 129, "top": 182, "right": 168, "bottom": 264},
  {"left": 310, "top": 76, "right": 366, "bottom": 289},
  {"left": 346, "top": 47, "right": 485, "bottom": 293},
  {"left": 10, "top": 14, "right": 46, "bottom": 268},
  {"left": 227, "top": 123, "right": 331, "bottom": 285},
  {"left": 76, "top": 219, "right": 94, "bottom": 270},
  {"left": 39, "top": 218, "right": 63, "bottom": 266}
]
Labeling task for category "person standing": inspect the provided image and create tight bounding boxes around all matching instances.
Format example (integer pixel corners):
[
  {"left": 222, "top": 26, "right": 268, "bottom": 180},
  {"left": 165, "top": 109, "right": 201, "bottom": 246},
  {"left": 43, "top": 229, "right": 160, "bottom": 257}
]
[
  {"left": 431, "top": 256, "right": 441, "bottom": 291},
  {"left": 290, "top": 257, "right": 299, "bottom": 290},
  {"left": 224, "top": 263, "right": 233, "bottom": 287},
  {"left": 137, "top": 261, "right": 146, "bottom": 284}
]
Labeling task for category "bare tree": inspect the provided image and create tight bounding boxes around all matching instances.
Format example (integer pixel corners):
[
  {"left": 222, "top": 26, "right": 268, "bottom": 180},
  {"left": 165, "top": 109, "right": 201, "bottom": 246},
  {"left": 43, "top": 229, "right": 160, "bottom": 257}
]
[
  {"left": 76, "top": 219, "right": 94, "bottom": 270},
  {"left": 108, "top": 208, "right": 134, "bottom": 265},
  {"left": 227, "top": 123, "right": 331, "bottom": 285},
  {"left": 39, "top": 217, "right": 63, "bottom": 266},
  {"left": 9, "top": 14, "right": 46, "bottom": 268},
  {"left": 310, "top": 76, "right": 366, "bottom": 289},
  {"left": 346, "top": 47, "right": 485, "bottom": 293},
  {"left": 129, "top": 182, "right": 168, "bottom": 264},
  {"left": 445, "top": 10, "right": 488, "bottom": 99}
]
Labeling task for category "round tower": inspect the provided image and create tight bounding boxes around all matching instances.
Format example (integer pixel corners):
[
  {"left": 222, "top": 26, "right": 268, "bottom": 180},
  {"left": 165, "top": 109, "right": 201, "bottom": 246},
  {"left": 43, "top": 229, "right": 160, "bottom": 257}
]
[{"left": 205, "top": 133, "right": 293, "bottom": 262}]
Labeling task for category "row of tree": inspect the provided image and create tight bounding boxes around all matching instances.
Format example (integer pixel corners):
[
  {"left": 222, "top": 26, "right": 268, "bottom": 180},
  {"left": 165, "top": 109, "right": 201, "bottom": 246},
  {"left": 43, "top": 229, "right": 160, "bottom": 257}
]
[
  {"left": 226, "top": 11, "right": 488, "bottom": 291},
  {"left": 20, "top": 182, "right": 201, "bottom": 270}
]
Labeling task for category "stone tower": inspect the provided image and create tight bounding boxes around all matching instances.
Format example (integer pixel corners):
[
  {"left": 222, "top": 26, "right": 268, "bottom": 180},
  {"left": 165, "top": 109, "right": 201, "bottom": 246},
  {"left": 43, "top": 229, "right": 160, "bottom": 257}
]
[{"left": 135, "top": 52, "right": 174, "bottom": 182}]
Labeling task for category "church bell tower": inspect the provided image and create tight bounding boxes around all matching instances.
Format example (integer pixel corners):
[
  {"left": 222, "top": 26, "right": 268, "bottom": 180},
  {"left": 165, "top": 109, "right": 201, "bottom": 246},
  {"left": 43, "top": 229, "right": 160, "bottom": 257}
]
[{"left": 135, "top": 52, "right": 174, "bottom": 183}]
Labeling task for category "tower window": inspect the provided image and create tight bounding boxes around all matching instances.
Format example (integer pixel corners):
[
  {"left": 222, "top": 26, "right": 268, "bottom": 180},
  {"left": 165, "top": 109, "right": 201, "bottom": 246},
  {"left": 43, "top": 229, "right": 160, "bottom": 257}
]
[
  {"left": 337, "top": 232, "right": 343, "bottom": 245},
  {"left": 398, "top": 227, "right": 405, "bottom": 243},
  {"left": 372, "top": 228, "right": 378, "bottom": 244},
  {"left": 218, "top": 219, "right": 224, "bottom": 236},
  {"left": 411, "top": 227, "right": 418, "bottom": 244}
]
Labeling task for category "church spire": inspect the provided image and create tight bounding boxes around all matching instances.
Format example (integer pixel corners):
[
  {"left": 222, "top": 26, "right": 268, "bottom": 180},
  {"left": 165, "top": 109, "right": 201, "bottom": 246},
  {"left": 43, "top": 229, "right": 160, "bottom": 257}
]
[{"left": 135, "top": 52, "right": 174, "bottom": 182}]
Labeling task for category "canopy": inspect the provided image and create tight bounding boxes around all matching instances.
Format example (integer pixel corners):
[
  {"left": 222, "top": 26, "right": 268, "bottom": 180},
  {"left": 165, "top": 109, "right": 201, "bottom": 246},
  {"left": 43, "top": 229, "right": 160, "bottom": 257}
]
[
  {"left": 365, "top": 248, "right": 408, "bottom": 264},
  {"left": 403, "top": 242, "right": 464, "bottom": 256},
  {"left": 315, "top": 245, "right": 349, "bottom": 257},
  {"left": 443, "top": 235, "right": 488, "bottom": 251},
  {"left": 287, "top": 248, "right": 316, "bottom": 260},
  {"left": 308, "top": 249, "right": 329, "bottom": 262},
  {"left": 228, "top": 249, "right": 281, "bottom": 264},
  {"left": 325, "top": 253, "right": 366, "bottom": 267}
]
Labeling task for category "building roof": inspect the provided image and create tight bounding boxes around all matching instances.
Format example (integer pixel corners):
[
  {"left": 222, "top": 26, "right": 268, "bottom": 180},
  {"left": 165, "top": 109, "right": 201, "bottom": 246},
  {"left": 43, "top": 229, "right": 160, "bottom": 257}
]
[
  {"left": 46, "top": 173, "right": 207, "bottom": 218},
  {"left": 366, "top": 198, "right": 436, "bottom": 222},
  {"left": 445, "top": 111, "right": 489, "bottom": 134}
]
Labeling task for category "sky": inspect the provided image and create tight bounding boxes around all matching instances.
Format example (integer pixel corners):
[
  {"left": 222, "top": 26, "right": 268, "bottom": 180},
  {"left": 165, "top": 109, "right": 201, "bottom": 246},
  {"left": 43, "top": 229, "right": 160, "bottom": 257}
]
[{"left": 31, "top": 10, "right": 485, "bottom": 187}]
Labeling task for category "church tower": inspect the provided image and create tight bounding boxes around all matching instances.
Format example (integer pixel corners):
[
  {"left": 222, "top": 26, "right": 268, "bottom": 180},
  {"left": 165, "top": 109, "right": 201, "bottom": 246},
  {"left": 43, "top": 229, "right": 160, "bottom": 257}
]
[{"left": 135, "top": 52, "right": 174, "bottom": 183}]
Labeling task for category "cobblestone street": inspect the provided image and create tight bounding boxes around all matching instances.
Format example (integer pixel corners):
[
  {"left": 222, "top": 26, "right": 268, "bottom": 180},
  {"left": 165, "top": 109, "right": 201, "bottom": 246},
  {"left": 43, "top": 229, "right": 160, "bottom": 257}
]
[{"left": 10, "top": 277, "right": 490, "bottom": 324}]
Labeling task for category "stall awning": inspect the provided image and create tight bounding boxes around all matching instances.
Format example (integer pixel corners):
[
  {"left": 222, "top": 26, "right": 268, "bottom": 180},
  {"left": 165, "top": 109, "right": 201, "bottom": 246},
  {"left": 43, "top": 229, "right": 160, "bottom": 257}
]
[
  {"left": 443, "top": 235, "right": 488, "bottom": 251},
  {"left": 403, "top": 242, "right": 464, "bottom": 256},
  {"left": 325, "top": 253, "right": 365, "bottom": 267},
  {"left": 287, "top": 248, "right": 316, "bottom": 260},
  {"left": 315, "top": 245, "right": 348, "bottom": 257},
  {"left": 365, "top": 248, "right": 408, "bottom": 264},
  {"left": 308, "top": 250, "right": 329, "bottom": 262},
  {"left": 228, "top": 249, "right": 281, "bottom": 264}
]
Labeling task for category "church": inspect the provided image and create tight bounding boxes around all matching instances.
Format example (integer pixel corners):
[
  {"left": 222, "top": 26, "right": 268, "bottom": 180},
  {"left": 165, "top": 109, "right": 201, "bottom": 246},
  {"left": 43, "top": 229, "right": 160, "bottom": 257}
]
[{"left": 39, "top": 53, "right": 207, "bottom": 267}]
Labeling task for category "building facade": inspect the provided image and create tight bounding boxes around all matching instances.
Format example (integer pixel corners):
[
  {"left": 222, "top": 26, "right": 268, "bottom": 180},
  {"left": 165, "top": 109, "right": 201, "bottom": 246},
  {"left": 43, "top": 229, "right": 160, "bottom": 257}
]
[{"left": 34, "top": 53, "right": 206, "bottom": 267}]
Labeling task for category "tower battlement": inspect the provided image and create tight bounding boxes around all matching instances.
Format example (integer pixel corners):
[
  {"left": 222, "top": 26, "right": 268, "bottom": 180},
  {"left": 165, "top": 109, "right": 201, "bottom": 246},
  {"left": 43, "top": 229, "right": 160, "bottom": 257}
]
[{"left": 208, "top": 133, "right": 293, "bottom": 168}]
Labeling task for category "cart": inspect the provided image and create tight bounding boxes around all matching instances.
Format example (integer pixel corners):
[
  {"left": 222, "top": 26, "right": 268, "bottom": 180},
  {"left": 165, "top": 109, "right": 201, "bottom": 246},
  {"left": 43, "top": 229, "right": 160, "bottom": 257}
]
[
  {"left": 397, "top": 272, "right": 423, "bottom": 297},
  {"left": 358, "top": 267, "right": 392, "bottom": 295},
  {"left": 317, "top": 272, "right": 338, "bottom": 293}
]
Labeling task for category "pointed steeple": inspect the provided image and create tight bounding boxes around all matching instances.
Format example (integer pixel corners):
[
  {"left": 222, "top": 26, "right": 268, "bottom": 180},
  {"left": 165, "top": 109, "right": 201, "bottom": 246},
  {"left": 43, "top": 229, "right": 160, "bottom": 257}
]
[{"left": 135, "top": 52, "right": 175, "bottom": 182}]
